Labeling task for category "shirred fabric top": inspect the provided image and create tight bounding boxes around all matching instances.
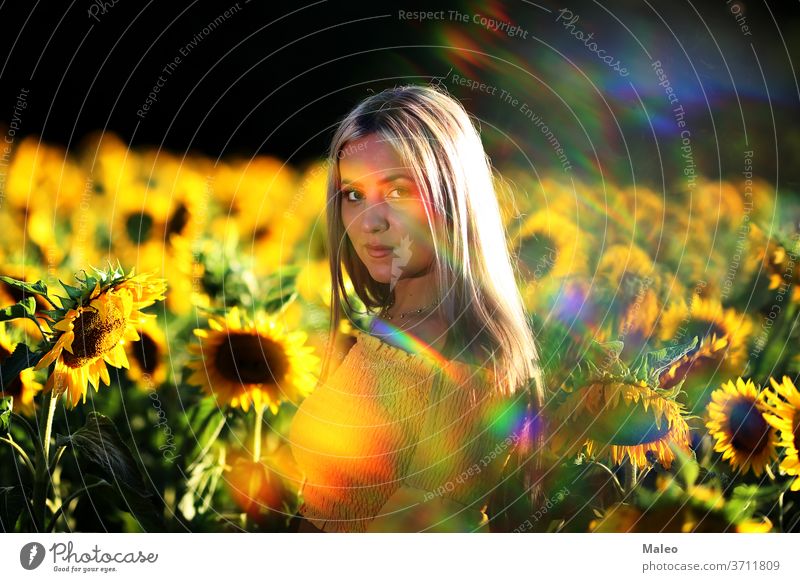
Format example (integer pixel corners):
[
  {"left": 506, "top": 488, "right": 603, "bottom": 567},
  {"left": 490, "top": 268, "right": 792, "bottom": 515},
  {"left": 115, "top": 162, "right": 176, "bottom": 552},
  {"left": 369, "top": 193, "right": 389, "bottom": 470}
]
[{"left": 288, "top": 328, "right": 513, "bottom": 533}]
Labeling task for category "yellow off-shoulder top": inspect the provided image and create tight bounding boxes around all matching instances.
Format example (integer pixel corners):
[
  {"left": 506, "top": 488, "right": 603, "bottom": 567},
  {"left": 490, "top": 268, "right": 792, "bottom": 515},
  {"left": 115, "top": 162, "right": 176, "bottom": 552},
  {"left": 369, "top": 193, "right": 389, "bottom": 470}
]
[{"left": 288, "top": 327, "right": 514, "bottom": 533}]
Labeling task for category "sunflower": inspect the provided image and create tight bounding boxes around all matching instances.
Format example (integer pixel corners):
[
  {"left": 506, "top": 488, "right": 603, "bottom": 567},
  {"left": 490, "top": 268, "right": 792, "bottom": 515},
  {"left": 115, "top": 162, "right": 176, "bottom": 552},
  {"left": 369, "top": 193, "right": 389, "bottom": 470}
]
[
  {"left": 124, "top": 316, "right": 168, "bottom": 387},
  {"left": 210, "top": 156, "right": 309, "bottom": 277},
  {"left": 762, "top": 376, "right": 800, "bottom": 491},
  {"left": 513, "top": 210, "right": 590, "bottom": 285},
  {"left": 658, "top": 294, "right": 752, "bottom": 368},
  {"left": 104, "top": 149, "right": 205, "bottom": 291},
  {"left": 551, "top": 380, "right": 691, "bottom": 470},
  {"left": 225, "top": 449, "right": 289, "bottom": 519},
  {"left": 694, "top": 179, "right": 748, "bottom": 226},
  {"left": 596, "top": 243, "right": 659, "bottom": 288},
  {"left": 706, "top": 378, "right": 778, "bottom": 477},
  {"left": 34, "top": 267, "right": 168, "bottom": 407},
  {"left": 187, "top": 306, "right": 320, "bottom": 413},
  {"left": 0, "top": 322, "right": 43, "bottom": 416}
]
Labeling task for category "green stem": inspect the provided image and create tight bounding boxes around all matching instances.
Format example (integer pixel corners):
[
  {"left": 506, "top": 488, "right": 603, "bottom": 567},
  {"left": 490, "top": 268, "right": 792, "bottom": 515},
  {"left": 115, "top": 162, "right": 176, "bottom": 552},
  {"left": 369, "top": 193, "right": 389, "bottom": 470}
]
[
  {"left": 0, "top": 435, "right": 35, "bottom": 475},
  {"left": 49, "top": 445, "right": 66, "bottom": 475},
  {"left": 253, "top": 404, "right": 265, "bottom": 463},
  {"left": 623, "top": 460, "right": 639, "bottom": 495},
  {"left": 31, "top": 387, "right": 58, "bottom": 531},
  {"left": 187, "top": 416, "right": 226, "bottom": 473},
  {"left": 586, "top": 460, "right": 624, "bottom": 495},
  {"left": 10, "top": 412, "right": 38, "bottom": 443},
  {"left": 43, "top": 390, "right": 57, "bottom": 464}
]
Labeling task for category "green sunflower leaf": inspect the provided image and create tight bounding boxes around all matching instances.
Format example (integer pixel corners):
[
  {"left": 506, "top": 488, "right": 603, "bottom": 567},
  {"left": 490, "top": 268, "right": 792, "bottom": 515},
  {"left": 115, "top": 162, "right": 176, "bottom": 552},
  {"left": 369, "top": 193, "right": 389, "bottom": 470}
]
[
  {"left": 669, "top": 443, "right": 699, "bottom": 490},
  {"left": 261, "top": 289, "right": 297, "bottom": 314},
  {"left": 58, "top": 280, "right": 84, "bottom": 302},
  {"left": 634, "top": 336, "right": 699, "bottom": 385},
  {"left": 55, "top": 412, "right": 145, "bottom": 491},
  {"left": 0, "top": 297, "right": 36, "bottom": 322},
  {"left": 723, "top": 483, "right": 782, "bottom": 524},
  {"left": 55, "top": 412, "right": 162, "bottom": 529},
  {"left": 181, "top": 396, "right": 229, "bottom": 466},
  {"left": 0, "top": 276, "right": 48, "bottom": 298}
]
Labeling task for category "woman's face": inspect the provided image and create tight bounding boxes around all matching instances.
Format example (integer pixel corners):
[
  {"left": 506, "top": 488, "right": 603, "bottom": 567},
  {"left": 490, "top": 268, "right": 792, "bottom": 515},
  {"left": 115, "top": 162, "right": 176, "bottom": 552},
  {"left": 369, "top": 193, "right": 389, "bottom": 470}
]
[{"left": 338, "top": 133, "right": 436, "bottom": 285}]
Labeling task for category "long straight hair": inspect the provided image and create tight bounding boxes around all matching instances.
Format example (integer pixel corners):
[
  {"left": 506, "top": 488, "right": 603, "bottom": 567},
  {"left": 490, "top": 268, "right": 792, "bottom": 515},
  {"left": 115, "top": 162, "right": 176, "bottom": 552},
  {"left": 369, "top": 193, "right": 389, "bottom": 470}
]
[{"left": 320, "top": 84, "right": 548, "bottom": 518}]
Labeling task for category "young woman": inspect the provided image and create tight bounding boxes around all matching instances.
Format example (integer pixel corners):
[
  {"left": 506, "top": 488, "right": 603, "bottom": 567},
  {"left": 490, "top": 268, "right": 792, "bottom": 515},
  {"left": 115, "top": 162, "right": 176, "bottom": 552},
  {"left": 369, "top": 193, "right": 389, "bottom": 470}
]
[{"left": 289, "top": 84, "right": 546, "bottom": 532}]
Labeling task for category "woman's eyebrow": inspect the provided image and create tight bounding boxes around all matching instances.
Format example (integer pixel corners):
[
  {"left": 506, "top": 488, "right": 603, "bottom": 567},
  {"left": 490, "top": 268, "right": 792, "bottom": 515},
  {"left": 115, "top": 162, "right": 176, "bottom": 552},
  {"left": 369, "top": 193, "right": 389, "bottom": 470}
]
[{"left": 341, "top": 173, "right": 412, "bottom": 186}]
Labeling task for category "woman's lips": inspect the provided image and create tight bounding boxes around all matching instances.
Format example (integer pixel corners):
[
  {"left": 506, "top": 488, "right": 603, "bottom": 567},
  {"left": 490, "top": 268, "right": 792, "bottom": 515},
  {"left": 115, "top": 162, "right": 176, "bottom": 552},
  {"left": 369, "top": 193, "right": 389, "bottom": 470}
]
[{"left": 365, "top": 245, "right": 393, "bottom": 259}]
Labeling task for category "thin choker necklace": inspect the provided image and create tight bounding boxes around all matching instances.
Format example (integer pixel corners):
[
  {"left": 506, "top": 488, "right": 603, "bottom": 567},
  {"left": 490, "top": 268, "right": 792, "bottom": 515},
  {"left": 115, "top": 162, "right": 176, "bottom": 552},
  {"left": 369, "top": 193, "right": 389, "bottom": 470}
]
[{"left": 381, "top": 299, "right": 439, "bottom": 320}]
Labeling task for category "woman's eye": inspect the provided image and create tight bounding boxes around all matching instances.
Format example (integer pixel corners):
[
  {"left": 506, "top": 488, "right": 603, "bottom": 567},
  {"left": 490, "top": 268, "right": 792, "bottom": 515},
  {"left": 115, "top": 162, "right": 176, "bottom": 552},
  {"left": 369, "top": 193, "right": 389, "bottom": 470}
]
[{"left": 342, "top": 189, "right": 362, "bottom": 202}]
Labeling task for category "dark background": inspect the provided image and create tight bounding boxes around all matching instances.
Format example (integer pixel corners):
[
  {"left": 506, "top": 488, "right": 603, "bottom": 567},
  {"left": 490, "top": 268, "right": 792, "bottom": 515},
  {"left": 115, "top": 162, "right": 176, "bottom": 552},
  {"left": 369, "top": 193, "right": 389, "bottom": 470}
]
[{"left": 1, "top": 0, "right": 799, "bottom": 190}]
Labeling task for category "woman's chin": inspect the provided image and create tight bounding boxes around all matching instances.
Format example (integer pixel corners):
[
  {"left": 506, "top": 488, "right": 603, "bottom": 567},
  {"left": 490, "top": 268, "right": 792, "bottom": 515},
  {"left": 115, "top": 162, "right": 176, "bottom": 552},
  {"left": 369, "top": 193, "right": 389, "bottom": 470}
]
[{"left": 366, "top": 267, "right": 393, "bottom": 284}]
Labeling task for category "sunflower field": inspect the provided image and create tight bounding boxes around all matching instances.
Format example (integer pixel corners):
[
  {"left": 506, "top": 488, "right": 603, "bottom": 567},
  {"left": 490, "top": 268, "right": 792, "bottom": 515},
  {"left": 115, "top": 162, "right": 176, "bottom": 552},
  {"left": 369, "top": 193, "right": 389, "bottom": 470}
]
[{"left": 1, "top": 131, "right": 800, "bottom": 533}]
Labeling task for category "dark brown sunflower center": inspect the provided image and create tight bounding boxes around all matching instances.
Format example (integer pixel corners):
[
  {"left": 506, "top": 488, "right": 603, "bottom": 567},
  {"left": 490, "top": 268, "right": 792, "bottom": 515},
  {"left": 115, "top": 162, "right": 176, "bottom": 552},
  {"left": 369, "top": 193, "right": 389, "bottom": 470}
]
[
  {"left": 0, "top": 342, "right": 22, "bottom": 397},
  {"left": 167, "top": 203, "right": 190, "bottom": 236},
  {"left": 132, "top": 331, "right": 159, "bottom": 374},
  {"left": 253, "top": 225, "right": 272, "bottom": 241},
  {"left": 727, "top": 399, "right": 770, "bottom": 454},
  {"left": 793, "top": 415, "right": 800, "bottom": 453},
  {"left": 126, "top": 211, "right": 154, "bottom": 244},
  {"left": 1, "top": 375, "right": 22, "bottom": 398},
  {"left": 62, "top": 304, "right": 127, "bottom": 369},
  {"left": 214, "top": 333, "right": 288, "bottom": 385}
]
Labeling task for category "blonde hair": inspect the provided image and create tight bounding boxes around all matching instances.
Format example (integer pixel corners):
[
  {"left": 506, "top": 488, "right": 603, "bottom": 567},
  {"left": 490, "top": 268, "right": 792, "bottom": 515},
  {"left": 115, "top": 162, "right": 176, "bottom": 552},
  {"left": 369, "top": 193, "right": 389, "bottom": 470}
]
[{"left": 321, "top": 84, "right": 547, "bottom": 519}]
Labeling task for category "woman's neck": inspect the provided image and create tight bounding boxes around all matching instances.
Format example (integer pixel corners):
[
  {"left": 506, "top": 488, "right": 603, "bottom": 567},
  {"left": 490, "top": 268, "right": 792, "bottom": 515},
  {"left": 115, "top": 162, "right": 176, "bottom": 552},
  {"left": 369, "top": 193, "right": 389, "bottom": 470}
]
[{"left": 386, "top": 269, "right": 439, "bottom": 315}]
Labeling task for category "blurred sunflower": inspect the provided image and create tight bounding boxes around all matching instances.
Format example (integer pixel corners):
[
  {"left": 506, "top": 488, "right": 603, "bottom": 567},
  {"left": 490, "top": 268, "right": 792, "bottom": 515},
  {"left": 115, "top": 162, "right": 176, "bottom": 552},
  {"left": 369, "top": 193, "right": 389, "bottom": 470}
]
[
  {"left": 706, "top": 378, "right": 778, "bottom": 477},
  {"left": 79, "top": 131, "right": 136, "bottom": 196},
  {"left": 762, "top": 376, "right": 800, "bottom": 491},
  {"left": 594, "top": 244, "right": 663, "bottom": 355},
  {"left": 125, "top": 316, "right": 168, "bottom": 387},
  {"left": 0, "top": 323, "right": 43, "bottom": 416},
  {"left": 551, "top": 380, "right": 690, "bottom": 470},
  {"left": 210, "top": 156, "right": 308, "bottom": 277},
  {"left": 596, "top": 243, "right": 659, "bottom": 287},
  {"left": 749, "top": 225, "right": 800, "bottom": 303},
  {"left": 187, "top": 306, "right": 319, "bottom": 414},
  {"left": 34, "top": 267, "right": 168, "bottom": 407},
  {"left": 225, "top": 449, "right": 289, "bottom": 519},
  {"left": 694, "top": 179, "right": 748, "bottom": 226},
  {"left": 108, "top": 184, "right": 195, "bottom": 272},
  {"left": 659, "top": 294, "right": 752, "bottom": 367},
  {"left": 513, "top": 210, "right": 590, "bottom": 285},
  {"left": 620, "top": 185, "right": 666, "bottom": 251}
]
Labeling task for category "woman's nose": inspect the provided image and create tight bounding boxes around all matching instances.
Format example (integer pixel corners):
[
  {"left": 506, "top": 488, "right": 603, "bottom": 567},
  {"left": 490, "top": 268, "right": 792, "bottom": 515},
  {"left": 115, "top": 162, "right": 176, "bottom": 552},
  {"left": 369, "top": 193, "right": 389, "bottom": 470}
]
[{"left": 360, "top": 199, "right": 389, "bottom": 233}]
